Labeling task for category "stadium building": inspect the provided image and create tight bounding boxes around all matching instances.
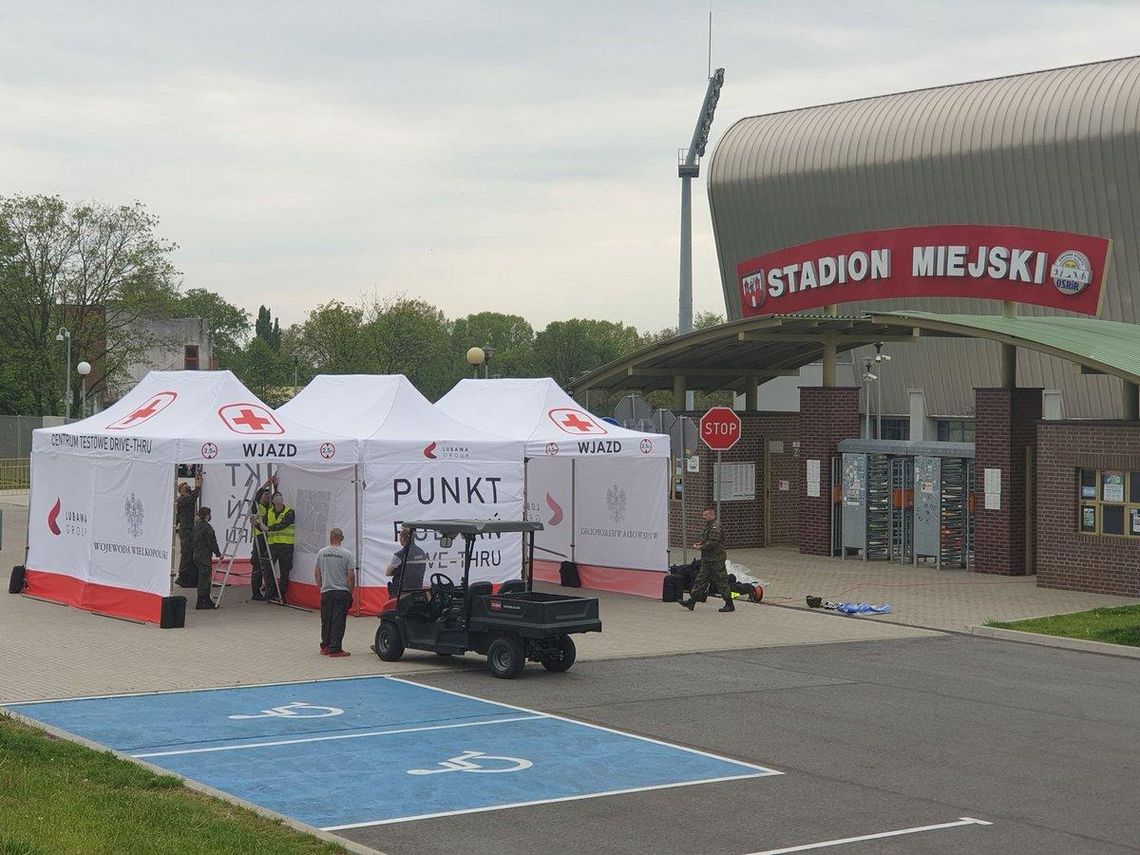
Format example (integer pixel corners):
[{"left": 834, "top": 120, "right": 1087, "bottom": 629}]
[{"left": 575, "top": 57, "right": 1140, "bottom": 597}]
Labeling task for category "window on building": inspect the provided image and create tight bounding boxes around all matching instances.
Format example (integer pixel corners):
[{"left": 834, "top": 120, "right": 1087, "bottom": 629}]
[
  {"left": 937, "top": 419, "right": 975, "bottom": 443},
  {"left": 879, "top": 417, "right": 909, "bottom": 441},
  {"left": 1078, "top": 469, "right": 1140, "bottom": 537},
  {"left": 184, "top": 344, "right": 199, "bottom": 370}
]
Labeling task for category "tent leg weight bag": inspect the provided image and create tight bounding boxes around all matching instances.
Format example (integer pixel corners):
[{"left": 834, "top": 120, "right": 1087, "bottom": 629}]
[
  {"left": 559, "top": 560, "right": 581, "bottom": 588},
  {"left": 160, "top": 595, "right": 187, "bottom": 629},
  {"left": 661, "top": 573, "right": 684, "bottom": 602},
  {"left": 9, "top": 565, "right": 26, "bottom": 594}
]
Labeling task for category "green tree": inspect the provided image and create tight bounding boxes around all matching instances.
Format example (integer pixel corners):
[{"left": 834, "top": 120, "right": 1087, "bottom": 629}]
[
  {"left": 641, "top": 310, "right": 726, "bottom": 346},
  {"left": 235, "top": 336, "right": 293, "bottom": 406},
  {"left": 451, "top": 311, "right": 536, "bottom": 378},
  {"left": 0, "top": 195, "right": 179, "bottom": 415},
  {"left": 532, "top": 319, "right": 642, "bottom": 387},
  {"left": 366, "top": 296, "right": 455, "bottom": 399},
  {"left": 292, "top": 300, "right": 370, "bottom": 375},
  {"left": 254, "top": 305, "right": 281, "bottom": 351},
  {"left": 170, "top": 288, "right": 250, "bottom": 368}
]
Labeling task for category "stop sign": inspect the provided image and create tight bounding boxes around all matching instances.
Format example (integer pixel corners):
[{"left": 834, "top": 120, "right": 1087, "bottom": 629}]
[{"left": 699, "top": 406, "right": 742, "bottom": 451}]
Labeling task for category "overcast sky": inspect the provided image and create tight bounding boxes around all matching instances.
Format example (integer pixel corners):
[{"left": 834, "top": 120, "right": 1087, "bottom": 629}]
[{"left": 3, "top": 1, "right": 1140, "bottom": 333}]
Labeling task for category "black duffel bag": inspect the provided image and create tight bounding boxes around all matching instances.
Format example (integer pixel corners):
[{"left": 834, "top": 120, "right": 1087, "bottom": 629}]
[
  {"left": 661, "top": 573, "right": 684, "bottom": 602},
  {"left": 559, "top": 560, "right": 581, "bottom": 588}
]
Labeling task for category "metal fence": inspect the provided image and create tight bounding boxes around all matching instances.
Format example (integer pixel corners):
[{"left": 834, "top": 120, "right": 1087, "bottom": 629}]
[
  {"left": 0, "top": 415, "right": 74, "bottom": 459},
  {"left": 0, "top": 458, "right": 30, "bottom": 489}
]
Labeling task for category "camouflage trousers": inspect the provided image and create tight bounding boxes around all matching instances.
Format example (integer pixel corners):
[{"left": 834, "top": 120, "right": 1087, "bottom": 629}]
[{"left": 690, "top": 558, "right": 732, "bottom": 602}]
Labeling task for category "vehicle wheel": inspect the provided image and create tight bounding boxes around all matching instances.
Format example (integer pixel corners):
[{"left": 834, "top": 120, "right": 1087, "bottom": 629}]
[
  {"left": 487, "top": 636, "right": 525, "bottom": 679},
  {"left": 541, "top": 635, "right": 576, "bottom": 673},
  {"left": 375, "top": 621, "right": 404, "bottom": 662}
]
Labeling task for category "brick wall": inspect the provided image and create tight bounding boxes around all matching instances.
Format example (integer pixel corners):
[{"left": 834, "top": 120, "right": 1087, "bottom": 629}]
[
  {"left": 1035, "top": 421, "right": 1140, "bottom": 597},
  {"left": 667, "top": 411, "right": 801, "bottom": 550},
  {"left": 798, "top": 387, "right": 862, "bottom": 556},
  {"left": 974, "top": 388, "right": 1041, "bottom": 575}
]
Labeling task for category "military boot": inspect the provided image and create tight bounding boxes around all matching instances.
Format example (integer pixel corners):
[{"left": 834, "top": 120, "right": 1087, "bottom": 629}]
[
  {"left": 678, "top": 597, "right": 696, "bottom": 611},
  {"left": 718, "top": 598, "right": 735, "bottom": 613},
  {"left": 195, "top": 595, "right": 216, "bottom": 610}
]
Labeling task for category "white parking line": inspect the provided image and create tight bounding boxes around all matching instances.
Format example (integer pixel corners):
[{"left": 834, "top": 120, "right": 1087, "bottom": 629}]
[
  {"left": 386, "top": 676, "right": 782, "bottom": 774},
  {"left": 132, "top": 715, "right": 544, "bottom": 758},
  {"left": 747, "top": 816, "right": 993, "bottom": 854},
  {"left": 322, "top": 773, "right": 773, "bottom": 830}
]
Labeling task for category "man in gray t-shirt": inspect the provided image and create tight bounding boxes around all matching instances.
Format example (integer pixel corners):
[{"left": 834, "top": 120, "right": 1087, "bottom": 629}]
[{"left": 315, "top": 528, "right": 356, "bottom": 657}]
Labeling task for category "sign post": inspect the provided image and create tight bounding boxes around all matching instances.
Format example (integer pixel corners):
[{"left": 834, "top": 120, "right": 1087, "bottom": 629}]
[{"left": 700, "top": 406, "right": 743, "bottom": 525}]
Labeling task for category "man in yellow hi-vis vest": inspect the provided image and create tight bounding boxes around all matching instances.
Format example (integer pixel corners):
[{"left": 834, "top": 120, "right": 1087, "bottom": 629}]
[{"left": 264, "top": 491, "right": 296, "bottom": 600}]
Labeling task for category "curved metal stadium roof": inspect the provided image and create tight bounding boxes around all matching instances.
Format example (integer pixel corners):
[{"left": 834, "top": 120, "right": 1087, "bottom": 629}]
[{"left": 707, "top": 56, "right": 1140, "bottom": 418}]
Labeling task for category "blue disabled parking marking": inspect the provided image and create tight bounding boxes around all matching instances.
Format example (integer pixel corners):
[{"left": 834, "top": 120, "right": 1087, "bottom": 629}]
[{"left": 6, "top": 676, "right": 782, "bottom": 829}]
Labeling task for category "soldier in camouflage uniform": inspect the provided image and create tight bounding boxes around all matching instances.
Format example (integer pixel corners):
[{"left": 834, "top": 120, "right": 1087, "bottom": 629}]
[
  {"left": 174, "top": 471, "right": 202, "bottom": 588},
  {"left": 193, "top": 506, "right": 223, "bottom": 610},
  {"left": 679, "top": 506, "right": 734, "bottom": 613}
]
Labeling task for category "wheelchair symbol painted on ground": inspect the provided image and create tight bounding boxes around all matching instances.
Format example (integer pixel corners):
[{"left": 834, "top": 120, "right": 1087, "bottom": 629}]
[
  {"left": 228, "top": 701, "right": 344, "bottom": 720},
  {"left": 407, "top": 750, "right": 533, "bottom": 776}
]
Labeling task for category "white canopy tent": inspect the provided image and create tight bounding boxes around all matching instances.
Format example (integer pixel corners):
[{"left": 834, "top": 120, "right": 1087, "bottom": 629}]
[
  {"left": 25, "top": 371, "right": 356, "bottom": 625},
  {"left": 274, "top": 375, "right": 525, "bottom": 613},
  {"left": 435, "top": 378, "right": 671, "bottom": 597}
]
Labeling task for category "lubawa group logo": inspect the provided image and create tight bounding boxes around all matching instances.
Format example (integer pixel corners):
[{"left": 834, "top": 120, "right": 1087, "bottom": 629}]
[
  {"left": 423, "top": 442, "right": 438, "bottom": 459},
  {"left": 124, "top": 492, "right": 144, "bottom": 538},
  {"left": 47, "top": 498, "right": 62, "bottom": 535},
  {"left": 545, "top": 493, "right": 564, "bottom": 526},
  {"left": 48, "top": 497, "right": 88, "bottom": 537}
]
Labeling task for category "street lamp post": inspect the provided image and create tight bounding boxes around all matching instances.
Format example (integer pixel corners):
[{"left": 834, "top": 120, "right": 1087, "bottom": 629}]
[
  {"left": 465, "top": 346, "right": 485, "bottom": 378},
  {"left": 862, "top": 359, "right": 878, "bottom": 439},
  {"left": 76, "top": 361, "right": 91, "bottom": 419},
  {"left": 465, "top": 346, "right": 495, "bottom": 379},
  {"left": 873, "top": 343, "right": 891, "bottom": 440},
  {"left": 55, "top": 327, "right": 71, "bottom": 419}
]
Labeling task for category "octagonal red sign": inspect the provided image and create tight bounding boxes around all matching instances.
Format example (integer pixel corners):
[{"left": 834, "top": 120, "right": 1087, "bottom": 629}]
[{"left": 699, "top": 406, "right": 741, "bottom": 451}]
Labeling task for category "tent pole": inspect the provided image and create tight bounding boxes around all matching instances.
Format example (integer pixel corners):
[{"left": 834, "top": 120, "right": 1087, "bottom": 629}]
[
  {"left": 570, "top": 458, "right": 576, "bottom": 563},
  {"left": 353, "top": 464, "right": 362, "bottom": 617},
  {"left": 522, "top": 457, "right": 529, "bottom": 583}
]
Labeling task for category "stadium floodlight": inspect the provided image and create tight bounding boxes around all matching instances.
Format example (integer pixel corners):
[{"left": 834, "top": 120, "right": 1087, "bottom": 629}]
[{"left": 678, "top": 67, "right": 726, "bottom": 336}]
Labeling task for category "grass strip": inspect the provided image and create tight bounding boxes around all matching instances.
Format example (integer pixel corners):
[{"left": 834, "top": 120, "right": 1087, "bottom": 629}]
[
  {"left": 987, "top": 604, "right": 1140, "bottom": 648},
  {"left": 0, "top": 715, "right": 347, "bottom": 855}
]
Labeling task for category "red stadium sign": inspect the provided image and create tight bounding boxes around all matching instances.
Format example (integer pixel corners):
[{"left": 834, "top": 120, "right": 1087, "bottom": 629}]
[{"left": 736, "top": 225, "right": 1111, "bottom": 317}]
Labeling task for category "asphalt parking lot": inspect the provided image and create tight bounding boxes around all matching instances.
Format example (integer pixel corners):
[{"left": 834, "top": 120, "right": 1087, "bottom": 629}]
[{"left": 345, "top": 635, "right": 1140, "bottom": 855}]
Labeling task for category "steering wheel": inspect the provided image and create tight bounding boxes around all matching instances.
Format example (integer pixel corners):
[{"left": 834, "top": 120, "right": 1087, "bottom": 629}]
[
  {"left": 430, "top": 573, "right": 456, "bottom": 591},
  {"left": 429, "top": 573, "right": 457, "bottom": 608}
]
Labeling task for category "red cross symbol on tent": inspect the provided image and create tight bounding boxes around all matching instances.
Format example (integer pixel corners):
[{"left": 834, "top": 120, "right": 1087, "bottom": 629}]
[
  {"left": 218, "top": 403, "right": 284, "bottom": 435},
  {"left": 106, "top": 391, "right": 178, "bottom": 430},
  {"left": 548, "top": 407, "right": 607, "bottom": 435}
]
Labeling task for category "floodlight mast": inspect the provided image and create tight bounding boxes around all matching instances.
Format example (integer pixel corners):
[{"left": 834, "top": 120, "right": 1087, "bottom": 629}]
[{"left": 678, "top": 67, "right": 725, "bottom": 335}]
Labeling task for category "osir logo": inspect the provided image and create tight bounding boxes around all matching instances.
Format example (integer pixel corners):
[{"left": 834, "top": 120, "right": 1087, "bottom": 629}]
[{"left": 1051, "top": 249, "right": 1093, "bottom": 296}]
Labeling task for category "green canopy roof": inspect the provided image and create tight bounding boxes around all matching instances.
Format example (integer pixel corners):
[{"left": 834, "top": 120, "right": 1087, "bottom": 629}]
[{"left": 871, "top": 312, "right": 1140, "bottom": 385}]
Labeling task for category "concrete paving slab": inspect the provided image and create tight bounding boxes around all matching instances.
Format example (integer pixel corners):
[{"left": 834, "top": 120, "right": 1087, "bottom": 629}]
[
  {"left": 2, "top": 496, "right": 933, "bottom": 703},
  {"left": 707, "top": 545, "right": 1140, "bottom": 633}
]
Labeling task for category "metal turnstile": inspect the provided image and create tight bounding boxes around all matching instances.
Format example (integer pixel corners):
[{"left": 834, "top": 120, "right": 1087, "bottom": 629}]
[
  {"left": 837, "top": 439, "right": 974, "bottom": 567},
  {"left": 865, "top": 454, "right": 891, "bottom": 560}
]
